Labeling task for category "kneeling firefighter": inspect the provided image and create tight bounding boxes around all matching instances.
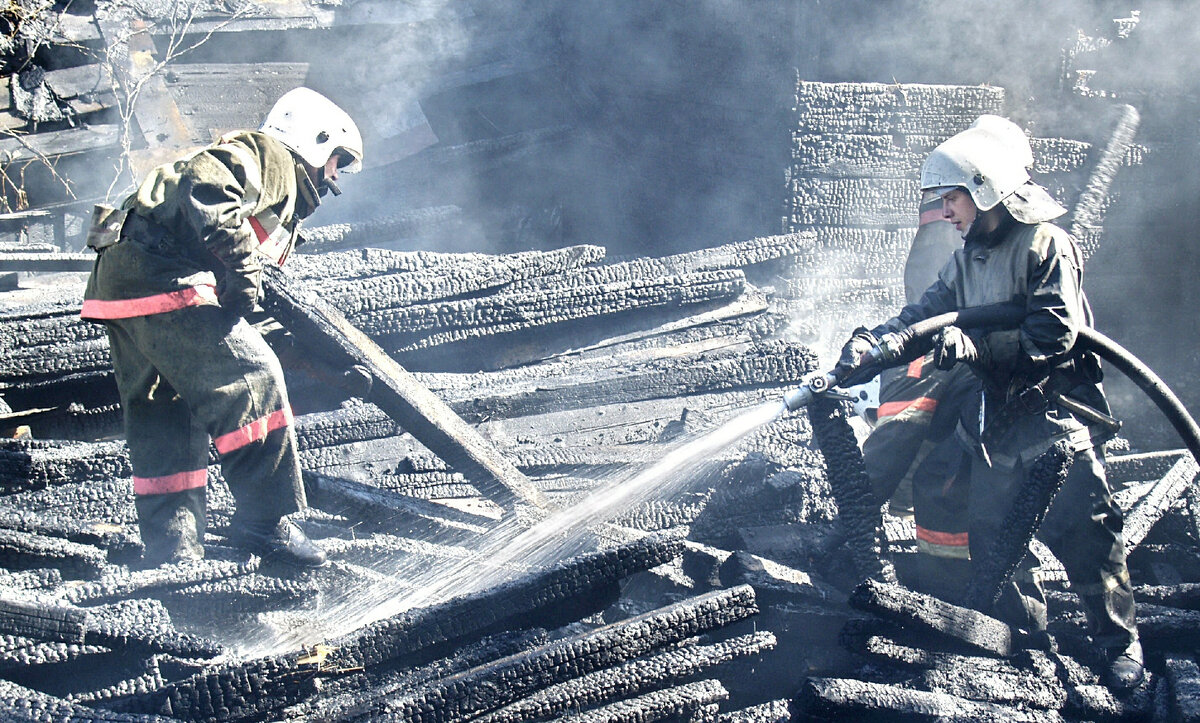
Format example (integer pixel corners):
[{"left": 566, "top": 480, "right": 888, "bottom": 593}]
[
  {"left": 80, "top": 88, "right": 363, "bottom": 569},
  {"left": 835, "top": 121, "right": 1143, "bottom": 689}
]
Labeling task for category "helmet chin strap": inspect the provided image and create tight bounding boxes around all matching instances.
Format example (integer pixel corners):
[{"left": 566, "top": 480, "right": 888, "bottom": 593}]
[{"left": 320, "top": 175, "right": 341, "bottom": 197}]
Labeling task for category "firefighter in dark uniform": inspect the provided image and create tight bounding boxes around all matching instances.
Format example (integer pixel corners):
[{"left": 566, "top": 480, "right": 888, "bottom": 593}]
[
  {"left": 838, "top": 121, "right": 1143, "bottom": 689},
  {"left": 863, "top": 117, "right": 1033, "bottom": 602},
  {"left": 80, "top": 88, "right": 363, "bottom": 569}
]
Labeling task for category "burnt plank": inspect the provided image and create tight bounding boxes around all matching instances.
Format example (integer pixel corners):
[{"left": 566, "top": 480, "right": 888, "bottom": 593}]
[
  {"left": 849, "top": 578, "right": 1013, "bottom": 657},
  {"left": 260, "top": 263, "right": 548, "bottom": 511}
]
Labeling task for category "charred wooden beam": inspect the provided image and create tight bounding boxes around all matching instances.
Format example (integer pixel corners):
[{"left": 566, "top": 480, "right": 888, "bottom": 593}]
[
  {"left": 0, "top": 251, "right": 93, "bottom": 271},
  {"left": 60, "top": 558, "right": 259, "bottom": 606},
  {"left": 0, "top": 526, "right": 107, "bottom": 579},
  {"left": 295, "top": 628, "right": 551, "bottom": 721},
  {"left": 306, "top": 243, "right": 606, "bottom": 310},
  {"left": 553, "top": 679, "right": 729, "bottom": 723},
  {"left": 965, "top": 441, "right": 1072, "bottom": 612},
  {"left": 0, "top": 633, "right": 107, "bottom": 673},
  {"left": 351, "top": 587, "right": 756, "bottom": 722},
  {"left": 299, "top": 207, "right": 468, "bottom": 255},
  {"left": 851, "top": 633, "right": 1067, "bottom": 710},
  {"left": 849, "top": 578, "right": 1013, "bottom": 657},
  {"left": 1165, "top": 656, "right": 1200, "bottom": 723},
  {"left": 474, "top": 632, "right": 775, "bottom": 723},
  {"left": 0, "top": 593, "right": 87, "bottom": 643},
  {"left": 325, "top": 533, "right": 685, "bottom": 670},
  {"left": 260, "top": 263, "right": 548, "bottom": 511},
  {"left": 83, "top": 598, "right": 222, "bottom": 659},
  {"left": 1134, "top": 601, "right": 1200, "bottom": 650},
  {"left": 452, "top": 340, "right": 816, "bottom": 423},
  {"left": 808, "top": 394, "right": 893, "bottom": 584},
  {"left": 0, "top": 505, "right": 139, "bottom": 563},
  {"left": 359, "top": 269, "right": 746, "bottom": 361},
  {"left": 1135, "top": 582, "right": 1200, "bottom": 611},
  {"left": 790, "top": 676, "right": 1064, "bottom": 723},
  {"left": 0, "top": 676, "right": 174, "bottom": 722},
  {"left": 304, "top": 470, "right": 495, "bottom": 536},
  {"left": 501, "top": 234, "right": 814, "bottom": 295}
]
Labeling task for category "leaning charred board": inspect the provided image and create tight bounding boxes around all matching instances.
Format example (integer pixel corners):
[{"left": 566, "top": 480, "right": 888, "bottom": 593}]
[
  {"left": 307, "top": 244, "right": 608, "bottom": 315},
  {"left": 260, "top": 263, "right": 548, "bottom": 511},
  {"left": 808, "top": 394, "right": 892, "bottom": 584},
  {"left": 1122, "top": 452, "right": 1199, "bottom": 554},
  {"left": 789, "top": 676, "right": 1064, "bottom": 723},
  {"left": 324, "top": 533, "right": 685, "bottom": 670},
  {"left": 849, "top": 578, "right": 1013, "bottom": 658},
  {"left": 352, "top": 588, "right": 756, "bottom": 722},
  {"left": 472, "top": 632, "right": 776, "bottom": 723},
  {"left": 0, "top": 676, "right": 175, "bottom": 722},
  {"left": 965, "top": 441, "right": 1072, "bottom": 612},
  {"left": 553, "top": 679, "right": 729, "bottom": 723}
]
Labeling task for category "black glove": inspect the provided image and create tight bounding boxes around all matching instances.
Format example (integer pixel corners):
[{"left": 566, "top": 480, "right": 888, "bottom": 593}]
[
  {"left": 218, "top": 270, "right": 262, "bottom": 319},
  {"left": 932, "top": 326, "right": 984, "bottom": 370},
  {"left": 835, "top": 327, "right": 879, "bottom": 384}
]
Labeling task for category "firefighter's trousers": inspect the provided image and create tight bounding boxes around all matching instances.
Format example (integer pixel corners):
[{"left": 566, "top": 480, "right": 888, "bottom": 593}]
[
  {"left": 962, "top": 399, "right": 1138, "bottom": 651},
  {"left": 103, "top": 304, "right": 305, "bottom": 562},
  {"left": 863, "top": 356, "right": 976, "bottom": 599}
]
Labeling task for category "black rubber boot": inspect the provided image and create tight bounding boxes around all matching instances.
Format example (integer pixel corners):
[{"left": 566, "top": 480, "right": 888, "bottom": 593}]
[
  {"left": 138, "top": 505, "right": 205, "bottom": 568},
  {"left": 1106, "top": 639, "right": 1145, "bottom": 690},
  {"left": 229, "top": 518, "right": 327, "bottom": 568}
]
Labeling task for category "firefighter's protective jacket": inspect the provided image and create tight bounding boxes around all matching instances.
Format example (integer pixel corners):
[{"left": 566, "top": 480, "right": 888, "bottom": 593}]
[
  {"left": 874, "top": 213, "right": 1108, "bottom": 448},
  {"left": 81, "top": 131, "right": 316, "bottom": 320}
]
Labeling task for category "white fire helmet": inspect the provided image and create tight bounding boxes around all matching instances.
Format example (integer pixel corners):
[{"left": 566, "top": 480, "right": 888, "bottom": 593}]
[
  {"left": 920, "top": 123, "right": 1031, "bottom": 211},
  {"left": 968, "top": 114, "right": 1034, "bottom": 170},
  {"left": 260, "top": 88, "right": 363, "bottom": 173}
]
